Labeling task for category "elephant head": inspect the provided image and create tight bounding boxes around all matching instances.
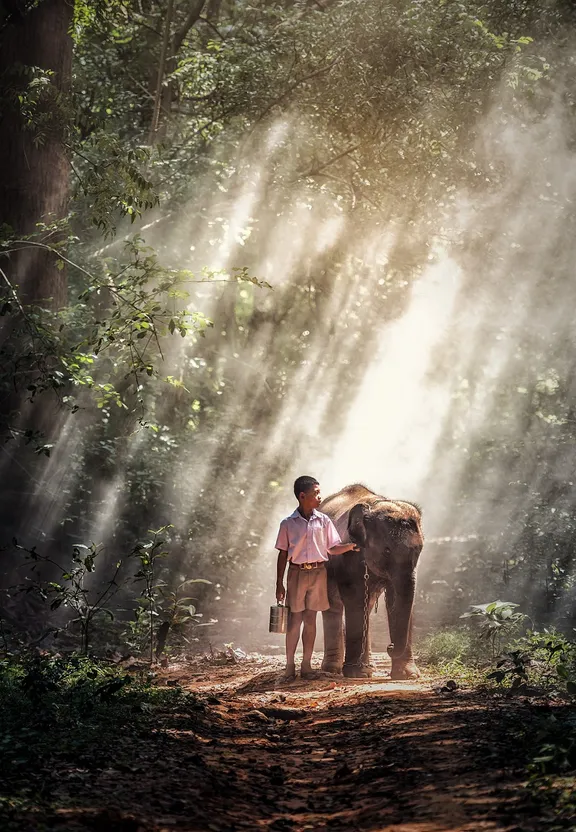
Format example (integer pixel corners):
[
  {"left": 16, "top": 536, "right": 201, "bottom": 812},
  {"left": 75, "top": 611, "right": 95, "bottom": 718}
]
[{"left": 348, "top": 499, "right": 423, "bottom": 659}]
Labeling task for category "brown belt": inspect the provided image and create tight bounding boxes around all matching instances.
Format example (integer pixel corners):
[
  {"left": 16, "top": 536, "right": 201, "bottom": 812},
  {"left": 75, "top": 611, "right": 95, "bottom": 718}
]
[{"left": 289, "top": 561, "right": 326, "bottom": 571}]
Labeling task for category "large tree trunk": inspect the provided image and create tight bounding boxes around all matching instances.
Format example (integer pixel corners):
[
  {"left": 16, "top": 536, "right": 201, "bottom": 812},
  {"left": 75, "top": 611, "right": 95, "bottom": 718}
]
[
  {"left": 0, "top": 0, "right": 73, "bottom": 555},
  {"left": 0, "top": 0, "right": 72, "bottom": 308}
]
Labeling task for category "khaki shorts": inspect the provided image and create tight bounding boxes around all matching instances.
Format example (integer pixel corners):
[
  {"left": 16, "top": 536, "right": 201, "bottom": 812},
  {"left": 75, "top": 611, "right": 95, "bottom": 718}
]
[{"left": 286, "top": 563, "right": 329, "bottom": 613}]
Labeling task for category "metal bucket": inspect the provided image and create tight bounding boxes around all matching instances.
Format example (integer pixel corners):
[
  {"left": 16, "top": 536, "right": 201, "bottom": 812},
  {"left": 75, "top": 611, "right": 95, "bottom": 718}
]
[{"left": 269, "top": 603, "right": 288, "bottom": 634}]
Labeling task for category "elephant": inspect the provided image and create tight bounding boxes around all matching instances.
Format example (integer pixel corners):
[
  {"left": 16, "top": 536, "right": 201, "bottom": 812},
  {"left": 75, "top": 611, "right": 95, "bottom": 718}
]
[{"left": 320, "top": 484, "right": 423, "bottom": 680}]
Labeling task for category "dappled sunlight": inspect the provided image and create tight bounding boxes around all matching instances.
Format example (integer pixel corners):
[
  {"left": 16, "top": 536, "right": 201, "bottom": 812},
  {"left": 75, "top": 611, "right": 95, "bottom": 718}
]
[{"left": 135, "top": 102, "right": 576, "bottom": 642}]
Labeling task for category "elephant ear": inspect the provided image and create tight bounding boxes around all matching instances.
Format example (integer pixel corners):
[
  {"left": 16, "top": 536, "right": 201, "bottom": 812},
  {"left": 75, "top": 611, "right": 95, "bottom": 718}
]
[{"left": 348, "top": 503, "right": 369, "bottom": 546}]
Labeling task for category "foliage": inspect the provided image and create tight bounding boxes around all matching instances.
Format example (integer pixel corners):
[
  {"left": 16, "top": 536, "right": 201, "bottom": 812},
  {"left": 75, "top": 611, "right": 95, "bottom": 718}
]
[
  {"left": 416, "top": 628, "right": 478, "bottom": 665},
  {"left": 461, "top": 600, "right": 527, "bottom": 659},
  {"left": 415, "top": 628, "right": 486, "bottom": 685},
  {"left": 14, "top": 538, "right": 124, "bottom": 655},
  {"left": 0, "top": 651, "right": 199, "bottom": 824},
  {"left": 3, "top": 528, "right": 213, "bottom": 659},
  {"left": 524, "top": 708, "right": 576, "bottom": 830},
  {"left": 131, "top": 525, "right": 213, "bottom": 660},
  {"left": 0, "top": 229, "right": 269, "bottom": 436},
  {"left": 486, "top": 628, "right": 576, "bottom": 694}
]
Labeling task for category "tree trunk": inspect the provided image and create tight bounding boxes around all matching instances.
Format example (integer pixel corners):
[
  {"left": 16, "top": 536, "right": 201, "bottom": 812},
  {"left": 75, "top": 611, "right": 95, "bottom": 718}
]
[
  {"left": 206, "top": 0, "right": 221, "bottom": 23},
  {"left": 149, "top": 0, "right": 207, "bottom": 142},
  {"left": 149, "top": 0, "right": 176, "bottom": 143},
  {"left": 0, "top": 0, "right": 72, "bottom": 308},
  {"left": 0, "top": 0, "right": 73, "bottom": 554}
]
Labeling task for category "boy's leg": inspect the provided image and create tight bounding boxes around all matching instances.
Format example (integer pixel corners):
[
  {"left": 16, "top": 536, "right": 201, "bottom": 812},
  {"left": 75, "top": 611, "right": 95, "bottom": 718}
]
[
  {"left": 300, "top": 566, "right": 329, "bottom": 678},
  {"left": 284, "top": 610, "right": 303, "bottom": 678},
  {"left": 301, "top": 609, "right": 317, "bottom": 676}
]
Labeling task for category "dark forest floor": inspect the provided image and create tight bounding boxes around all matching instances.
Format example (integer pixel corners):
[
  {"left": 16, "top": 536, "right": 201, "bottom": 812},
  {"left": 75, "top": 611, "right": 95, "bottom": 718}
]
[{"left": 4, "top": 653, "right": 573, "bottom": 832}]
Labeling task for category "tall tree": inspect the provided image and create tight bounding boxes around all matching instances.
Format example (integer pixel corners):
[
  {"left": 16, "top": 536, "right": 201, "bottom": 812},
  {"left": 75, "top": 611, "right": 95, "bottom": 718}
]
[
  {"left": 0, "top": 0, "right": 73, "bottom": 552},
  {"left": 0, "top": 0, "right": 73, "bottom": 308}
]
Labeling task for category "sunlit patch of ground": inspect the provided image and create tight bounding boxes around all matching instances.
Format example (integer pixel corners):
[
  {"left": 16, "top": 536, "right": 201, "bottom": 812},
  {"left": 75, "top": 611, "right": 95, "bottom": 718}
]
[{"left": 158, "top": 651, "right": 429, "bottom": 696}]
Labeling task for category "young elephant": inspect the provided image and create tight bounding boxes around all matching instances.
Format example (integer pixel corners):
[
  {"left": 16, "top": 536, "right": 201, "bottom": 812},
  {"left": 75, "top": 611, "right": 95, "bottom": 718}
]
[{"left": 320, "top": 484, "right": 423, "bottom": 680}]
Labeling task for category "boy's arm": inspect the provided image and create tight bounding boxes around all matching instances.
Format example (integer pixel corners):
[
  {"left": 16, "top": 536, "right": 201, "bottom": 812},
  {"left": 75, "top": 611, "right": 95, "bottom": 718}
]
[
  {"left": 276, "top": 550, "right": 288, "bottom": 602},
  {"left": 328, "top": 541, "right": 360, "bottom": 556},
  {"left": 324, "top": 516, "right": 358, "bottom": 556},
  {"left": 274, "top": 519, "right": 289, "bottom": 602}
]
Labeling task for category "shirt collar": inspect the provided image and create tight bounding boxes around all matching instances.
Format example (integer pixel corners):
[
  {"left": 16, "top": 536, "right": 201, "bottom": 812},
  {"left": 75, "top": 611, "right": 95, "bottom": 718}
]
[{"left": 290, "top": 508, "right": 320, "bottom": 520}]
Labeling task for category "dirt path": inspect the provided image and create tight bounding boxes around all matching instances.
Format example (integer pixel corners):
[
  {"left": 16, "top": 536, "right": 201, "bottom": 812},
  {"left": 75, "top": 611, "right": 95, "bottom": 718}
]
[{"left": 35, "top": 653, "right": 551, "bottom": 832}]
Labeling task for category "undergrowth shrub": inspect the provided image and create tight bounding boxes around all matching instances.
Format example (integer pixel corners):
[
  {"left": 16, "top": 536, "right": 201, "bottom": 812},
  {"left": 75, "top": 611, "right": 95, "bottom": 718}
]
[
  {"left": 0, "top": 653, "right": 197, "bottom": 785},
  {"left": 487, "top": 628, "right": 576, "bottom": 693},
  {"left": 416, "top": 628, "right": 479, "bottom": 665}
]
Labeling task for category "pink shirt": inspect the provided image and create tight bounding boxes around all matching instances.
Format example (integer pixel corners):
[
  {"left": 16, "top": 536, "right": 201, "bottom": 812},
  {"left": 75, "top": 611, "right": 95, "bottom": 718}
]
[{"left": 275, "top": 509, "right": 341, "bottom": 564}]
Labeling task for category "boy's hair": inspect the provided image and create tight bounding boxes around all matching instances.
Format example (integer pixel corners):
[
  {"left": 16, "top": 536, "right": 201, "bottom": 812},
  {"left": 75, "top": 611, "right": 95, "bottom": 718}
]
[{"left": 294, "top": 475, "right": 319, "bottom": 500}]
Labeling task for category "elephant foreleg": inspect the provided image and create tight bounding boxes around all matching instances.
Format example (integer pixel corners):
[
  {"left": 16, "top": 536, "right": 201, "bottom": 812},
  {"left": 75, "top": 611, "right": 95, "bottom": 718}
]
[
  {"left": 321, "top": 575, "right": 344, "bottom": 673},
  {"left": 385, "top": 581, "right": 420, "bottom": 680}
]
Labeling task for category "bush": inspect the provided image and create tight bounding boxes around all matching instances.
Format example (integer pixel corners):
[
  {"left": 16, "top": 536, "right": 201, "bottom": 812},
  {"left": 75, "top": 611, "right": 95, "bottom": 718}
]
[
  {"left": 416, "top": 628, "right": 478, "bottom": 665},
  {"left": 486, "top": 628, "right": 576, "bottom": 693},
  {"left": 0, "top": 653, "right": 195, "bottom": 788}
]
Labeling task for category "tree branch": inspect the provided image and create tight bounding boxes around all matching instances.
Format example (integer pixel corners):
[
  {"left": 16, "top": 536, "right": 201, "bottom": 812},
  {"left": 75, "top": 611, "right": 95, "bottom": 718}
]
[
  {"left": 197, "top": 15, "right": 225, "bottom": 39},
  {"left": 296, "top": 142, "right": 362, "bottom": 180},
  {"left": 173, "top": 0, "right": 206, "bottom": 54},
  {"left": 248, "top": 55, "right": 341, "bottom": 135}
]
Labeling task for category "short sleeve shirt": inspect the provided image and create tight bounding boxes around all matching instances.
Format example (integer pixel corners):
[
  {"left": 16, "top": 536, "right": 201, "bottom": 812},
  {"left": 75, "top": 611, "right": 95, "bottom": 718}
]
[{"left": 275, "top": 509, "right": 341, "bottom": 564}]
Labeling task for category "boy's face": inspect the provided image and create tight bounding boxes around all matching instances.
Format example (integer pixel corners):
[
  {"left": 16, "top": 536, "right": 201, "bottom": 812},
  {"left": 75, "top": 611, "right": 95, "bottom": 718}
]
[{"left": 299, "top": 483, "right": 322, "bottom": 512}]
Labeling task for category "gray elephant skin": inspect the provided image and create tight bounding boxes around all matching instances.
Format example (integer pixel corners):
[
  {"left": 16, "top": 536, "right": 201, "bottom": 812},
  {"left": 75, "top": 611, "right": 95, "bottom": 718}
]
[{"left": 320, "top": 484, "right": 423, "bottom": 680}]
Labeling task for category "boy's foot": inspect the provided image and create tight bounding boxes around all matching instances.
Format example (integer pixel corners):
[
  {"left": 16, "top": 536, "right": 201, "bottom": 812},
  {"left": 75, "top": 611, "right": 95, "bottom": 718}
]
[
  {"left": 281, "top": 664, "right": 296, "bottom": 681},
  {"left": 301, "top": 670, "right": 321, "bottom": 680},
  {"left": 300, "top": 664, "right": 320, "bottom": 680}
]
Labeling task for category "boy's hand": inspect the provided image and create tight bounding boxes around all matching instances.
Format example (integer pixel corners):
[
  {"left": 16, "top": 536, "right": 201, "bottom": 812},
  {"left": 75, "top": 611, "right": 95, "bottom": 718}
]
[
  {"left": 327, "top": 541, "right": 361, "bottom": 556},
  {"left": 276, "top": 583, "right": 286, "bottom": 603}
]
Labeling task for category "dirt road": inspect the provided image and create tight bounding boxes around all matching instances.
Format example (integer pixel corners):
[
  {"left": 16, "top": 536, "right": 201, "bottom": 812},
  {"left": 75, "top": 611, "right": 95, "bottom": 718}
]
[{"left": 32, "top": 653, "right": 556, "bottom": 831}]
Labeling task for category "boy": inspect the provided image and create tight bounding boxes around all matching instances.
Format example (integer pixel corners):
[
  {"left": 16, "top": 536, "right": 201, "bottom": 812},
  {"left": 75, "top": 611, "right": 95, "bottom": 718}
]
[{"left": 275, "top": 475, "right": 359, "bottom": 680}]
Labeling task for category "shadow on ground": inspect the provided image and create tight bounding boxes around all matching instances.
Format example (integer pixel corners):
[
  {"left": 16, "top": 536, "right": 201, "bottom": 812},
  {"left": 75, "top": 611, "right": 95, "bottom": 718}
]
[{"left": 1, "top": 654, "right": 553, "bottom": 832}]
